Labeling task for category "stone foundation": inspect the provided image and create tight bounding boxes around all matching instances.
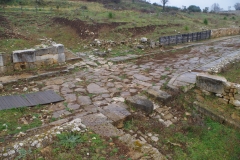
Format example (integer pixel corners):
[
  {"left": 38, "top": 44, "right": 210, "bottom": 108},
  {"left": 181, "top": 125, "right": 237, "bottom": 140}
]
[{"left": 0, "top": 44, "right": 65, "bottom": 73}]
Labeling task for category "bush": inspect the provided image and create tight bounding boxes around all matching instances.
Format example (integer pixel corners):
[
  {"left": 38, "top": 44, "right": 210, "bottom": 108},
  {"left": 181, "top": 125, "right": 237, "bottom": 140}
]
[
  {"left": 108, "top": 12, "right": 113, "bottom": 18},
  {"left": 203, "top": 18, "right": 208, "bottom": 25},
  {"left": 232, "top": 16, "right": 236, "bottom": 20},
  {"left": 223, "top": 17, "right": 227, "bottom": 20},
  {"left": 81, "top": 5, "right": 88, "bottom": 10},
  {"left": 185, "top": 26, "right": 189, "bottom": 31}
]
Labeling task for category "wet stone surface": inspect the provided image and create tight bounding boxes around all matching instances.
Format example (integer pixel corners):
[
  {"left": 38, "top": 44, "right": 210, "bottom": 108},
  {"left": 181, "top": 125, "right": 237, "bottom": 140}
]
[{"left": 1, "top": 36, "right": 240, "bottom": 159}]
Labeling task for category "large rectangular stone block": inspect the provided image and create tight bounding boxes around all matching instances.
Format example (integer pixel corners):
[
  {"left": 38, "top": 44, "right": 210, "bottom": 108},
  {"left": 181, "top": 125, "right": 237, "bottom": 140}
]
[
  {"left": 53, "top": 44, "right": 64, "bottom": 54},
  {"left": 196, "top": 73, "right": 227, "bottom": 94},
  {"left": 12, "top": 49, "right": 36, "bottom": 63},
  {"left": 48, "top": 46, "right": 58, "bottom": 54},
  {"left": 58, "top": 52, "right": 65, "bottom": 63},
  {"left": 35, "top": 48, "right": 49, "bottom": 56}
]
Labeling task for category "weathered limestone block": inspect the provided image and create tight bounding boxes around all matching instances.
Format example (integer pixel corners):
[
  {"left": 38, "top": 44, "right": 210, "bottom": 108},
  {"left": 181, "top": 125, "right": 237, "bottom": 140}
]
[
  {"left": 147, "top": 88, "right": 172, "bottom": 103},
  {"left": 35, "top": 58, "right": 55, "bottom": 66},
  {"left": 53, "top": 44, "right": 64, "bottom": 54},
  {"left": 35, "top": 48, "right": 49, "bottom": 56},
  {"left": 196, "top": 73, "right": 227, "bottom": 94},
  {"left": 34, "top": 44, "right": 65, "bottom": 65},
  {"left": 126, "top": 95, "right": 153, "bottom": 114},
  {"left": 0, "top": 53, "right": 11, "bottom": 67},
  {"left": 0, "top": 66, "right": 14, "bottom": 73},
  {"left": 0, "top": 83, "right": 3, "bottom": 91},
  {"left": 234, "top": 94, "right": 240, "bottom": 101},
  {"left": 12, "top": 49, "right": 36, "bottom": 63},
  {"left": 58, "top": 52, "right": 65, "bottom": 63},
  {"left": 0, "top": 53, "right": 4, "bottom": 66},
  {"left": 101, "top": 103, "right": 131, "bottom": 129}
]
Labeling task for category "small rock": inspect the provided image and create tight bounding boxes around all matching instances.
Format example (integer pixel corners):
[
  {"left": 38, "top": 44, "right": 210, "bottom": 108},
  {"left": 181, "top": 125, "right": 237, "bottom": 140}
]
[
  {"left": 163, "top": 120, "right": 173, "bottom": 127},
  {"left": 94, "top": 51, "right": 107, "bottom": 57},
  {"left": 163, "top": 113, "right": 173, "bottom": 120},
  {"left": 233, "top": 100, "right": 240, "bottom": 107},
  {"left": 23, "top": 87, "right": 28, "bottom": 92},
  {"left": 147, "top": 133, "right": 152, "bottom": 137},
  {"left": 140, "top": 37, "right": 148, "bottom": 43},
  {"left": 0, "top": 83, "right": 4, "bottom": 90},
  {"left": 151, "top": 136, "right": 159, "bottom": 142},
  {"left": 136, "top": 45, "right": 145, "bottom": 49},
  {"left": 216, "top": 93, "right": 223, "bottom": 98},
  {"left": 32, "top": 88, "right": 39, "bottom": 92},
  {"left": 76, "top": 78, "right": 83, "bottom": 82},
  {"left": 112, "top": 97, "right": 125, "bottom": 102}
]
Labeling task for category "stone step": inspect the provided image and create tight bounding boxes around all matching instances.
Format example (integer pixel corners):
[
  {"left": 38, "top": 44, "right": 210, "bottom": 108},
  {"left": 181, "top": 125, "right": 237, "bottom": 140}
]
[
  {"left": 126, "top": 95, "right": 154, "bottom": 114},
  {"left": 146, "top": 88, "right": 172, "bottom": 104}
]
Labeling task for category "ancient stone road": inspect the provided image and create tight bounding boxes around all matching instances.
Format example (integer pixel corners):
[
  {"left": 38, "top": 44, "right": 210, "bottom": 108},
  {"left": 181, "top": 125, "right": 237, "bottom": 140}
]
[
  {"left": 1, "top": 36, "right": 240, "bottom": 159},
  {"left": 30, "top": 36, "right": 240, "bottom": 134}
]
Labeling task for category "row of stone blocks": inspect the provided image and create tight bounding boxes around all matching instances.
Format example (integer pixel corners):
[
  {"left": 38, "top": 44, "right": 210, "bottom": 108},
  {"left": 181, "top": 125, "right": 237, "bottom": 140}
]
[{"left": 0, "top": 44, "right": 65, "bottom": 73}]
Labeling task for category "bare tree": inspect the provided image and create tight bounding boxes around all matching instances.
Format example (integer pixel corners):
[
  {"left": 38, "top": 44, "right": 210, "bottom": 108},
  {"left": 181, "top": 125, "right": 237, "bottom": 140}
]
[
  {"left": 211, "top": 3, "right": 220, "bottom": 12},
  {"left": 161, "top": 0, "right": 169, "bottom": 11}
]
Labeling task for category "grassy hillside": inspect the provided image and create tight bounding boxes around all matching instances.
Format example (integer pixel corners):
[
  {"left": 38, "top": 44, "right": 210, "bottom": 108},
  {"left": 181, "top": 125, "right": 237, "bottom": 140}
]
[{"left": 0, "top": 0, "right": 239, "bottom": 53}]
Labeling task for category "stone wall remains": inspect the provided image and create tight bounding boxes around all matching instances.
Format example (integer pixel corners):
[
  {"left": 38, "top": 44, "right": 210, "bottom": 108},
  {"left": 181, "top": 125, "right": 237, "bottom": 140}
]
[
  {"left": 0, "top": 44, "right": 65, "bottom": 74},
  {"left": 196, "top": 73, "right": 240, "bottom": 107},
  {"left": 211, "top": 27, "right": 240, "bottom": 38}
]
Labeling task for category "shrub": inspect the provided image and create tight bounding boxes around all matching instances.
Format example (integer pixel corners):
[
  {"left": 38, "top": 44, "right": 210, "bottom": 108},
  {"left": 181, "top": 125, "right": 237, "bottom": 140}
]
[
  {"left": 203, "top": 18, "right": 208, "bottom": 25},
  {"left": 232, "top": 16, "right": 236, "bottom": 20},
  {"left": 185, "top": 26, "right": 189, "bottom": 31},
  {"left": 81, "top": 5, "right": 88, "bottom": 10},
  {"left": 223, "top": 17, "right": 227, "bottom": 20},
  {"left": 108, "top": 12, "right": 113, "bottom": 18}
]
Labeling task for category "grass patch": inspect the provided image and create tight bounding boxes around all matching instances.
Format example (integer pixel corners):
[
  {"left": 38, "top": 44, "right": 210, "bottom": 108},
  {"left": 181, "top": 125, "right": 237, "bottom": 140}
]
[
  {"left": 0, "top": 107, "right": 42, "bottom": 137},
  {"left": 123, "top": 89, "right": 240, "bottom": 159},
  {"left": 173, "top": 118, "right": 240, "bottom": 160},
  {"left": 17, "top": 131, "right": 130, "bottom": 159},
  {"left": 219, "top": 62, "right": 240, "bottom": 83}
]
